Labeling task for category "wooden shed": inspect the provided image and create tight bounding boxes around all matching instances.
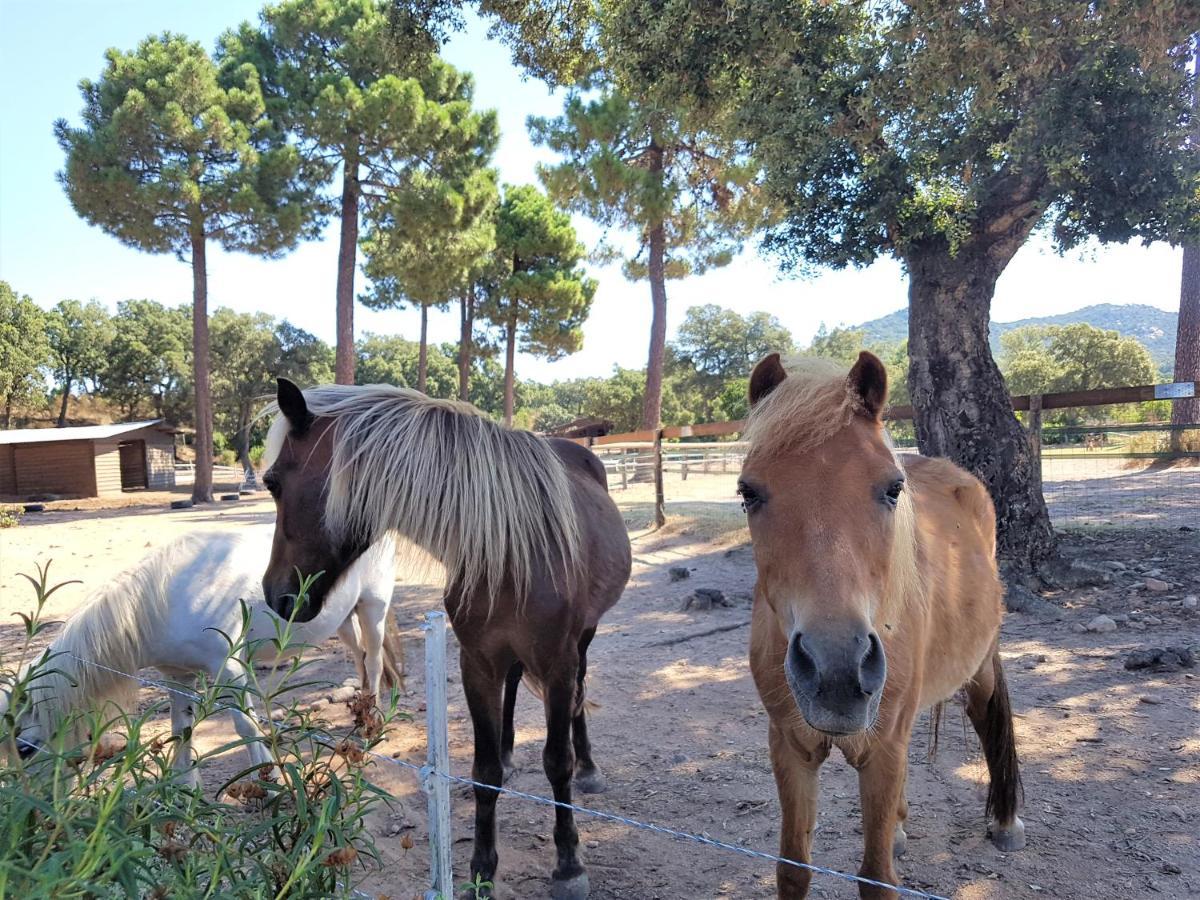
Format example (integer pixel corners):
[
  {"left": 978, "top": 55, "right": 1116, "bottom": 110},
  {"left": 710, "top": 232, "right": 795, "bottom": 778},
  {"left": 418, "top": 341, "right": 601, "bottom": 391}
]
[{"left": 0, "top": 420, "right": 177, "bottom": 500}]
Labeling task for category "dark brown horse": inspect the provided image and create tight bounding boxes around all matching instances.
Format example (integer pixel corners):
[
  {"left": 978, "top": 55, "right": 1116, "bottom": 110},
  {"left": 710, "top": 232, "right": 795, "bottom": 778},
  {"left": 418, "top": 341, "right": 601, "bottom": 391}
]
[
  {"left": 260, "top": 379, "right": 630, "bottom": 899},
  {"left": 739, "top": 352, "right": 1025, "bottom": 899}
]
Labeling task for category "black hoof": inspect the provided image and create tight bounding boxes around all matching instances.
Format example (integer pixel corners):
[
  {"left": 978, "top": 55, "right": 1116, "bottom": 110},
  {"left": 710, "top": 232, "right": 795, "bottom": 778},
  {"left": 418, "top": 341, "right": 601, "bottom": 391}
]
[
  {"left": 550, "top": 872, "right": 589, "bottom": 900},
  {"left": 574, "top": 767, "right": 607, "bottom": 794}
]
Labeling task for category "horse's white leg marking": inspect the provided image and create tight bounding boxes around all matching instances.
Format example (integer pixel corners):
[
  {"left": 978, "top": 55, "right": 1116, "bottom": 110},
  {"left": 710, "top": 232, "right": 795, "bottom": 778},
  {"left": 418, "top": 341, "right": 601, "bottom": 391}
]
[
  {"left": 169, "top": 675, "right": 201, "bottom": 790},
  {"left": 337, "top": 614, "right": 368, "bottom": 690},
  {"left": 217, "top": 660, "right": 273, "bottom": 773},
  {"left": 355, "top": 596, "right": 388, "bottom": 699}
]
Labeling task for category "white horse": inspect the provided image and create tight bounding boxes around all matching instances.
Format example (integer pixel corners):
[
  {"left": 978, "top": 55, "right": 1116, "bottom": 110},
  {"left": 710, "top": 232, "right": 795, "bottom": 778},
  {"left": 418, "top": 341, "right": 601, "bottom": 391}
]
[{"left": 2, "top": 526, "right": 402, "bottom": 787}]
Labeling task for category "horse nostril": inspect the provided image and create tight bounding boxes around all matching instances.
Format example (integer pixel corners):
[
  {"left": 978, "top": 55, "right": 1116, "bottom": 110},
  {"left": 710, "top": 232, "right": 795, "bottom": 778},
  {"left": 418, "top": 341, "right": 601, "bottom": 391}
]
[
  {"left": 859, "top": 632, "right": 887, "bottom": 696},
  {"left": 787, "top": 632, "right": 819, "bottom": 693}
]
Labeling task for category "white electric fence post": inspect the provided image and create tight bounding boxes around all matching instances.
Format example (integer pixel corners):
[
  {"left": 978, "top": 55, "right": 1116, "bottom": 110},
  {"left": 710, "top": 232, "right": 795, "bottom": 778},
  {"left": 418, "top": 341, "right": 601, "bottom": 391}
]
[{"left": 422, "top": 610, "right": 453, "bottom": 900}]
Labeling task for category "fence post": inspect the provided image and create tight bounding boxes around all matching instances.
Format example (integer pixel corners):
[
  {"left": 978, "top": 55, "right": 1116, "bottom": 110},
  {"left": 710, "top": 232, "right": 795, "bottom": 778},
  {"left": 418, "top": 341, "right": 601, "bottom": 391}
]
[
  {"left": 422, "top": 610, "right": 453, "bottom": 900},
  {"left": 1028, "top": 394, "right": 1043, "bottom": 493},
  {"left": 621, "top": 451, "right": 628, "bottom": 490},
  {"left": 654, "top": 429, "right": 666, "bottom": 528}
]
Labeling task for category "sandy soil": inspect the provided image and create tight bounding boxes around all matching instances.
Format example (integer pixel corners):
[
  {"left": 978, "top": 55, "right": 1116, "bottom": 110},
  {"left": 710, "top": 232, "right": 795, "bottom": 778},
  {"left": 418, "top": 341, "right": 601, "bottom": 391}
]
[{"left": 1, "top": 495, "right": 1197, "bottom": 900}]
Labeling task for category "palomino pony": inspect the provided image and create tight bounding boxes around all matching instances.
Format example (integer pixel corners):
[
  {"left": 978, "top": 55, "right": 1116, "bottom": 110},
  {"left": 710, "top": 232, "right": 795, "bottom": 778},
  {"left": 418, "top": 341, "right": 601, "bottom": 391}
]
[
  {"left": 739, "top": 352, "right": 1024, "bottom": 899},
  {"left": 3, "top": 527, "right": 402, "bottom": 788},
  {"left": 260, "top": 378, "right": 631, "bottom": 900}
]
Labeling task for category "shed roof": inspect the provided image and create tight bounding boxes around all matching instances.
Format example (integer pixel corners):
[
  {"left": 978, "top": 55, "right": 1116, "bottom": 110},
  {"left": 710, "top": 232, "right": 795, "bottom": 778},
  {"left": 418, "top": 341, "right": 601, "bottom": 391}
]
[{"left": 0, "top": 419, "right": 173, "bottom": 446}]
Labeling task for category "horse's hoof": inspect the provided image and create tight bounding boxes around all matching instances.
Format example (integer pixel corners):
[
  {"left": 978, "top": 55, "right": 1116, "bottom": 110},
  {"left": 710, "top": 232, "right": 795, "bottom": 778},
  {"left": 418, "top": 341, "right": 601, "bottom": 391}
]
[
  {"left": 550, "top": 872, "right": 589, "bottom": 900},
  {"left": 892, "top": 824, "right": 907, "bottom": 858},
  {"left": 991, "top": 816, "right": 1026, "bottom": 852},
  {"left": 574, "top": 768, "right": 607, "bottom": 794}
]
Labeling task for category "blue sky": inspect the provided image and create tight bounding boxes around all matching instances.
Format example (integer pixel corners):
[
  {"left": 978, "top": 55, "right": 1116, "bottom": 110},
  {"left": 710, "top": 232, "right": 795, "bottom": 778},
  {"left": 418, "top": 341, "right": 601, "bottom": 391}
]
[{"left": 0, "top": 1, "right": 1186, "bottom": 383}]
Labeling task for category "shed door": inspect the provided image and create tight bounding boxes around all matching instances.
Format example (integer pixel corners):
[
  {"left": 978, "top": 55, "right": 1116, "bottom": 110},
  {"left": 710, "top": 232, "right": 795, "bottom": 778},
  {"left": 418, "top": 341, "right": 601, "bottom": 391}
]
[{"left": 118, "top": 440, "right": 147, "bottom": 490}]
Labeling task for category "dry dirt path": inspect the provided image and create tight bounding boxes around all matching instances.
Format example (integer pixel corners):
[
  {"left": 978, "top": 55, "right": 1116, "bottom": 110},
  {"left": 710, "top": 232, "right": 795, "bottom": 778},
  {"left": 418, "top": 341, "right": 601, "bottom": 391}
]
[{"left": 1, "top": 504, "right": 1197, "bottom": 899}]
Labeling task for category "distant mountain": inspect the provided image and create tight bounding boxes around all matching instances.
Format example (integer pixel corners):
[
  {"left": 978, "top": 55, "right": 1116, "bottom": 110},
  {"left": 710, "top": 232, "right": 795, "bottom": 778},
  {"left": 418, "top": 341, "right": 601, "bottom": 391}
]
[{"left": 850, "top": 303, "right": 1179, "bottom": 369}]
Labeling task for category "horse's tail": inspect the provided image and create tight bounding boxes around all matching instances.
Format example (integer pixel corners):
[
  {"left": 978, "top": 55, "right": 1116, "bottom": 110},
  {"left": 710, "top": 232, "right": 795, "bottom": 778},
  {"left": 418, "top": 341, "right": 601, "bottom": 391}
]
[
  {"left": 381, "top": 615, "right": 406, "bottom": 691},
  {"left": 21, "top": 541, "right": 180, "bottom": 746},
  {"left": 519, "top": 674, "right": 600, "bottom": 715},
  {"left": 979, "top": 652, "right": 1023, "bottom": 827}
]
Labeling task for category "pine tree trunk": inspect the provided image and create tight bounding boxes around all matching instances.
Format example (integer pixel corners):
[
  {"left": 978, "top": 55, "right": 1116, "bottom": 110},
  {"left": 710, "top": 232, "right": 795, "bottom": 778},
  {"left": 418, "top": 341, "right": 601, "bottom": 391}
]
[
  {"left": 190, "top": 225, "right": 214, "bottom": 504},
  {"left": 1171, "top": 243, "right": 1200, "bottom": 439},
  {"left": 907, "top": 245, "right": 1057, "bottom": 582},
  {"left": 418, "top": 304, "right": 429, "bottom": 394},
  {"left": 236, "top": 403, "right": 253, "bottom": 471},
  {"left": 503, "top": 315, "right": 516, "bottom": 427},
  {"left": 334, "top": 149, "right": 360, "bottom": 385},
  {"left": 640, "top": 143, "right": 668, "bottom": 432},
  {"left": 57, "top": 377, "right": 72, "bottom": 426},
  {"left": 2, "top": 396, "right": 11, "bottom": 429},
  {"left": 458, "top": 287, "right": 474, "bottom": 401}
]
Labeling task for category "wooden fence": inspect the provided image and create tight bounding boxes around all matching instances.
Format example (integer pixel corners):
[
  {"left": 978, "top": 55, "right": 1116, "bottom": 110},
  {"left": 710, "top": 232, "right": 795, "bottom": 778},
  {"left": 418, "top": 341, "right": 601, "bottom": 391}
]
[{"left": 568, "top": 380, "right": 1199, "bottom": 527}]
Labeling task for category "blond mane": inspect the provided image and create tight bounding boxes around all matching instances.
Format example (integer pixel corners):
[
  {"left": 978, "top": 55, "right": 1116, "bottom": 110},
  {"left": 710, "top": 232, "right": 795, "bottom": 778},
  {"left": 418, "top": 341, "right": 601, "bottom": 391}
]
[
  {"left": 264, "top": 384, "right": 581, "bottom": 610},
  {"left": 743, "top": 355, "right": 923, "bottom": 614}
]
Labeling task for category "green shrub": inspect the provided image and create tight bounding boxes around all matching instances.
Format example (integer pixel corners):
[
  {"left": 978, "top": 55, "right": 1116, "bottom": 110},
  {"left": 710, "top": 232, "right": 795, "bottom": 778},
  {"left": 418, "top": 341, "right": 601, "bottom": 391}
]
[
  {"left": 216, "top": 448, "right": 239, "bottom": 467},
  {"left": 249, "top": 445, "right": 266, "bottom": 468},
  {"left": 0, "top": 507, "right": 19, "bottom": 529},
  {"left": 0, "top": 564, "right": 405, "bottom": 897}
]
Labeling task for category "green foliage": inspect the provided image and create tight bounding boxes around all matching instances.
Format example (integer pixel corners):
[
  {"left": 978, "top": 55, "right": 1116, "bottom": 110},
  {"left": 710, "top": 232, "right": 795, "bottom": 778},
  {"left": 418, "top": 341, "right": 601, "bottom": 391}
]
[
  {"left": 807, "top": 325, "right": 911, "bottom": 407},
  {"left": 45, "top": 300, "right": 113, "bottom": 394},
  {"left": 356, "top": 334, "right": 506, "bottom": 415},
  {"left": 0, "top": 564, "right": 402, "bottom": 897},
  {"left": 210, "top": 308, "right": 333, "bottom": 462},
  {"left": 520, "top": 367, "right": 694, "bottom": 433},
  {"left": 1000, "top": 324, "right": 1158, "bottom": 397},
  {"left": 476, "top": 0, "right": 598, "bottom": 86},
  {"left": 606, "top": 1, "right": 1200, "bottom": 268},
  {"left": 0, "top": 282, "right": 50, "bottom": 421},
  {"left": 531, "top": 90, "right": 763, "bottom": 281},
  {"left": 0, "top": 506, "right": 20, "bottom": 529},
  {"left": 483, "top": 184, "right": 596, "bottom": 359},
  {"left": 56, "top": 33, "right": 320, "bottom": 259},
  {"left": 101, "top": 300, "right": 191, "bottom": 421}
]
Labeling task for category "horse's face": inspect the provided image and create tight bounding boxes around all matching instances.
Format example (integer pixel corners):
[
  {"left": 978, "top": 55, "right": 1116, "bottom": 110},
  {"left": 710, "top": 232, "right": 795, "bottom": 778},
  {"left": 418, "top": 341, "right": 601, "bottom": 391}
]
[
  {"left": 740, "top": 352, "right": 904, "bottom": 736},
  {"left": 262, "top": 379, "right": 363, "bottom": 623}
]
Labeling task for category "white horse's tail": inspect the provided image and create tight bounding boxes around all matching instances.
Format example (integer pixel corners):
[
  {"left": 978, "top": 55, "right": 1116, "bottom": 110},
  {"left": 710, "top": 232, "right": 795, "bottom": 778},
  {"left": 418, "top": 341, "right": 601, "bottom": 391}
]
[{"left": 19, "top": 538, "right": 185, "bottom": 746}]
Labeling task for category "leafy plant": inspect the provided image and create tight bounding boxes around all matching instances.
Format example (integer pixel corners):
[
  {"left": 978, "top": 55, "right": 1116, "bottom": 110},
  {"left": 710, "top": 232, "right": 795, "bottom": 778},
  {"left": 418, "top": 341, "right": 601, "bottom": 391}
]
[{"left": 0, "top": 562, "right": 405, "bottom": 897}]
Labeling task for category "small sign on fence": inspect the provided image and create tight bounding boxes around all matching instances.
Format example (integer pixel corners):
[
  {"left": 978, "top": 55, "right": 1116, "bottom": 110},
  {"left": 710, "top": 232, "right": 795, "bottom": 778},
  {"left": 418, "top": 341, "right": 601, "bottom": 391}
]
[{"left": 1154, "top": 382, "right": 1196, "bottom": 400}]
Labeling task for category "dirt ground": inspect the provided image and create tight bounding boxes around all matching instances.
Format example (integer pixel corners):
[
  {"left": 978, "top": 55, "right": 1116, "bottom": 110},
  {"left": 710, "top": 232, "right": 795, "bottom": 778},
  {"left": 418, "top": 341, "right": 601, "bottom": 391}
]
[{"left": 0, "top": 490, "right": 1197, "bottom": 900}]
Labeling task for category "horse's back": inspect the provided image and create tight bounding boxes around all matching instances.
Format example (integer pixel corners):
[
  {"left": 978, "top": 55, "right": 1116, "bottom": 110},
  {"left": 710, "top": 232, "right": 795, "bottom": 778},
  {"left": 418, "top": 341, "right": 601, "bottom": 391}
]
[{"left": 549, "top": 437, "right": 609, "bottom": 489}]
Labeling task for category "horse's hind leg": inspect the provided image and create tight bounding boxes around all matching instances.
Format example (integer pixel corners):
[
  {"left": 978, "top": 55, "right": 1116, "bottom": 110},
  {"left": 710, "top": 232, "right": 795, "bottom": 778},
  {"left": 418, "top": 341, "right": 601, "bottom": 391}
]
[
  {"left": 965, "top": 646, "right": 1025, "bottom": 851},
  {"left": 893, "top": 770, "right": 909, "bottom": 858},
  {"left": 169, "top": 676, "right": 201, "bottom": 791},
  {"left": 541, "top": 661, "right": 589, "bottom": 900},
  {"left": 572, "top": 627, "right": 606, "bottom": 794},
  {"left": 500, "top": 660, "right": 522, "bottom": 781}
]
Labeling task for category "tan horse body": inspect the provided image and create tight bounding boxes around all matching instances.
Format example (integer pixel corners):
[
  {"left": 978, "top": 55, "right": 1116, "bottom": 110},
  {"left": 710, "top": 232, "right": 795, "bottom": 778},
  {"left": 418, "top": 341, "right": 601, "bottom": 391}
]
[{"left": 741, "top": 353, "right": 1024, "bottom": 899}]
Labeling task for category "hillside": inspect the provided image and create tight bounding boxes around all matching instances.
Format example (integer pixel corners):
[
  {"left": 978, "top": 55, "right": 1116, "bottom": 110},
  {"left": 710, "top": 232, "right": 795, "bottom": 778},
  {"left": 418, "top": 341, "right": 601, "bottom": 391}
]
[{"left": 851, "top": 303, "right": 1179, "bottom": 369}]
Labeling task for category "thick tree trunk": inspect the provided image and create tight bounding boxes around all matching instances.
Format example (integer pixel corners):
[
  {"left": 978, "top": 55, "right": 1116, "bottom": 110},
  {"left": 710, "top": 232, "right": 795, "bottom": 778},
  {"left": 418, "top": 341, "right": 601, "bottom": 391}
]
[
  {"left": 2, "top": 396, "right": 11, "bottom": 429},
  {"left": 418, "top": 304, "right": 429, "bottom": 394},
  {"left": 236, "top": 403, "right": 253, "bottom": 472},
  {"left": 1171, "top": 243, "right": 1200, "bottom": 437},
  {"left": 190, "top": 226, "right": 214, "bottom": 504},
  {"left": 907, "top": 246, "right": 1056, "bottom": 582},
  {"left": 458, "top": 286, "right": 474, "bottom": 401},
  {"left": 334, "top": 150, "right": 360, "bottom": 385},
  {"left": 503, "top": 315, "right": 516, "bottom": 427},
  {"left": 57, "top": 378, "right": 71, "bottom": 426},
  {"left": 640, "top": 144, "right": 668, "bottom": 432}
]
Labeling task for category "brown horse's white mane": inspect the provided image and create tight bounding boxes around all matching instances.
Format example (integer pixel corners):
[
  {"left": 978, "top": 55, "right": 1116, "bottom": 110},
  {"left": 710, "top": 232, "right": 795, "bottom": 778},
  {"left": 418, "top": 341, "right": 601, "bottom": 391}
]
[
  {"left": 742, "top": 356, "right": 863, "bottom": 455},
  {"left": 264, "top": 384, "right": 581, "bottom": 608}
]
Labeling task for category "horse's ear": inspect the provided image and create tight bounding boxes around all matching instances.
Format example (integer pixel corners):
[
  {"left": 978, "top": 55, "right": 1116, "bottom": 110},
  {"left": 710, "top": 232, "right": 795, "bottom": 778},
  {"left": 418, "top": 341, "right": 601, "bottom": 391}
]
[
  {"left": 749, "top": 353, "right": 788, "bottom": 407},
  {"left": 277, "top": 377, "right": 312, "bottom": 433},
  {"left": 848, "top": 351, "right": 888, "bottom": 420}
]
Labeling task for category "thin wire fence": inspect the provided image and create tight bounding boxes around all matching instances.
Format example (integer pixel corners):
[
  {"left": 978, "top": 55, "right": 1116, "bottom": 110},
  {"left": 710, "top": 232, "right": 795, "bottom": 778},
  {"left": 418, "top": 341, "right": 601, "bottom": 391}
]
[{"left": 45, "top": 633, "right": 952, "bottom": 900}]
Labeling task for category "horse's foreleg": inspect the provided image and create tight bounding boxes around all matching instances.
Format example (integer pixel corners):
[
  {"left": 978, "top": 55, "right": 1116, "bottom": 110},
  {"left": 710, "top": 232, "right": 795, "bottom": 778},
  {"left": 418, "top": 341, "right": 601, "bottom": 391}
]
[
  {"left": 541, "top": 658, "right": 588, "bottom": 900},
  {"left": 169, "top": 676, "right": 201, "bottom": 791},
  {"left": 337, "top": 614, "right": 367, "bottom": 691},
  {"left": 571, "top": 627, "right": 605, "bottom": 794},
  {"left": 769, "top": 722, "right": 826, "bottom": 899},
  {"left": 218, "top": 660, "right": 273, "bottom": 774},
  {"left": 354, "top": 598, "right": 387, "bottom": 701},
  {"left": 855, "top": 745, "right": 908, "bottom": 899},
  {"left": 501, "top": 660, "right": 522, "bottom": 780},
  {"left": 965, "top": 647, "right": 1025, "bottom": 851},
  {"left": 461, "top": 651, "right": 505, "bottom": 894}
]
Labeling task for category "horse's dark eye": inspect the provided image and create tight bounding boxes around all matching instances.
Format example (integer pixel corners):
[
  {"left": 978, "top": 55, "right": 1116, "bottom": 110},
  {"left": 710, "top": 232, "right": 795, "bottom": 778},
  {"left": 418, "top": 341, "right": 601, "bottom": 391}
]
[
  {"left": 738, "top": 481, "right": 764, "bottom": 513},
  {"left": 883, "top": 479, "right": 905, "bottom": 509}
]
